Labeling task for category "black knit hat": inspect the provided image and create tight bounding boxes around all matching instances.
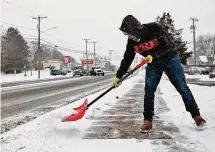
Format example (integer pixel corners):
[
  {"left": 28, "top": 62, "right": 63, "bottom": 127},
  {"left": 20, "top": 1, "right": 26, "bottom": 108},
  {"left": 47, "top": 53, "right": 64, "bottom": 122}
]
[{"left": 119, "top": 15, "right": 141, "bottom": 34}]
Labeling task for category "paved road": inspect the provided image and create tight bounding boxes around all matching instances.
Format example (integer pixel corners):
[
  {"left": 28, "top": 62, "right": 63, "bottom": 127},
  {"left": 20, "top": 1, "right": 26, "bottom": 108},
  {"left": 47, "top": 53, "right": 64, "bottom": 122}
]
[
  {"left": 1, "top": 73, "right": 115, "bottom": 119},
  {"left": 1, "top": 72, "right": 111, "bottom": 87}
]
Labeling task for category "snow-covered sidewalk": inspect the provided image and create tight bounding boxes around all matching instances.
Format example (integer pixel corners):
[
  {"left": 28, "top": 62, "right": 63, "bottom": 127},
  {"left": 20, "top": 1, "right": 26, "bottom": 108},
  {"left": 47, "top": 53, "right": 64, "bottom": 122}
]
[
  {"left": 1, "top": 72, "right": 215, "bottom": 152},
  {"left": 159, "top": 78, "right": 215, "bottom": 152}
]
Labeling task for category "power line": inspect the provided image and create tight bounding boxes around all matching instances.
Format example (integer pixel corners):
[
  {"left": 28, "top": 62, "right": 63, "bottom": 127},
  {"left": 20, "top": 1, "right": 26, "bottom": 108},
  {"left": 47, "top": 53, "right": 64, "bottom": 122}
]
[
  {"left": 41, "top": 33, "right": 85, "bottom": 49},
  {"left": 2, "top": 0, "right": 36, "bottom": 17},
  {"left": 2, "top": 24, "right": 85, "bottom": 50},
  {"left": 2, "top": 0, "right": 87, "bottom": 51},
  {"left": 40, "top": 39, "right": 87, "bottom": 54},
  {"left": 0, "top": 21, "right": 37, "bottom": 31},
  {"left": 2, "top": 28, "right": 86, "bottom": 54}
]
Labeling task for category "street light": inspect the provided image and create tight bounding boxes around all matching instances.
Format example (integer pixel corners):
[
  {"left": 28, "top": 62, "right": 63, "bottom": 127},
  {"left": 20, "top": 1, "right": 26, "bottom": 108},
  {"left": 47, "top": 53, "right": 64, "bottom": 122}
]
[{"left": 41, "top": 27, "right": 57, "bottom": 34}]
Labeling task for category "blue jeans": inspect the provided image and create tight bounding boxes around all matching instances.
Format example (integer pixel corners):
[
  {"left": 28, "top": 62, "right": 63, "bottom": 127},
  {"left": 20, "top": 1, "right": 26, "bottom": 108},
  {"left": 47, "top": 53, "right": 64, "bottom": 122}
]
[{"left": 144, "top": 56, "right": 200, "bottom": 121}]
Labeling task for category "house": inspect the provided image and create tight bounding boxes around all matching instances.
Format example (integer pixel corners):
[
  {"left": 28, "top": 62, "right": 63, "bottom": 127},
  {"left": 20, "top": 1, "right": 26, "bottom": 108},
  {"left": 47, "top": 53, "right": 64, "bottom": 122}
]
[
  {"left": 42, "top": 59, "right": 61, "bottom": 70},
  {"left": 198, "top": 56, "right": 208, "bottom": 65}
]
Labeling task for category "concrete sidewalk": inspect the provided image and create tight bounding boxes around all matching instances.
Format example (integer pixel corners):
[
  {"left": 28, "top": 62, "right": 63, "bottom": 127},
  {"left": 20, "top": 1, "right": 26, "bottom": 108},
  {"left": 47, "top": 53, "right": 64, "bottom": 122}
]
[{"left": 83, "top": 78, "right": 197, "bottom": 151}]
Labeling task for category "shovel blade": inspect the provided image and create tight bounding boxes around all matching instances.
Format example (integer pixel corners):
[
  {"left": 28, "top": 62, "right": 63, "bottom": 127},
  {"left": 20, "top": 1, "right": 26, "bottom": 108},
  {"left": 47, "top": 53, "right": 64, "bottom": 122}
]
[{"left": 61, "top": 99, "right": 88, "bottom": 122}]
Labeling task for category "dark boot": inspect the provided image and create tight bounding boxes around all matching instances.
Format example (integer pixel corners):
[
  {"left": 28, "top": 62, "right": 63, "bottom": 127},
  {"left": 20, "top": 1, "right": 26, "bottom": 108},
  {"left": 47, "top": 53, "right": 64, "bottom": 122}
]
[
  {"left": 194, "top": 116, "right": 206, "bottom": 127},
  {"left": 140, "top": 120, "right": 152, "bottom": 133}
]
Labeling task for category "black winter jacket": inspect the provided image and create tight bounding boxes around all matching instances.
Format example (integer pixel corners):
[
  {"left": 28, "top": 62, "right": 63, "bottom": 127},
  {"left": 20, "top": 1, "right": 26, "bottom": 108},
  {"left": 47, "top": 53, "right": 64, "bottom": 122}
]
[{"left": 116, "top": 22, "right": 177, "bottom": 79}]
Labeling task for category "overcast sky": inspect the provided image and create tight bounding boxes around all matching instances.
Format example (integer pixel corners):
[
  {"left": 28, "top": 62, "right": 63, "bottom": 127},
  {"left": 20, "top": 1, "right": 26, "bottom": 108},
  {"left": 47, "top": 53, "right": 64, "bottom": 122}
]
[{"left": 1, "top": 0, "right": 215, "bottom": 65}]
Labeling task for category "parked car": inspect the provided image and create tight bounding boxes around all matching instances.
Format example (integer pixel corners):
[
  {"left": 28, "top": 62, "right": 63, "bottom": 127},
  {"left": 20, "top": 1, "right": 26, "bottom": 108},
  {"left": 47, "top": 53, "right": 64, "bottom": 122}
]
[
  {"left": 50, "top": 69, "right": 67, "bottom": 76},
  {"left": 65, "top": 70, "right": 71, "bottom": 73},
  {"left": 83, "top": 68, "right": 89, "bottom": 75},
  {"left": 200, "top": 67, "right": 212, "bottom": 75},
  {"left": 188, "top": 67, "right": 202, "bottom": 75},
  {"left": 73, "top": 66, "right": 86, "bottom": 76},
  {"left": 90, "top": 67, "right": 104, "bottom": 76},
  {"left": 209, "top": 69, "right": 215, "bottom": 78}
]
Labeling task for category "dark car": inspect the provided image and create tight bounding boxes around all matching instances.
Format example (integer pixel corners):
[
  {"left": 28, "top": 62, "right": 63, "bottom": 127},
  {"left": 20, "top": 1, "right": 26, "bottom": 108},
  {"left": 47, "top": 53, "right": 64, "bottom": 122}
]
[
  {"left": 50, "top": 69, "right": 67, "bottom": 76},
  {"left": 66, "top": 70, "right": 71, "bottom": 73},
  {"left": 209, "top": 69, "right": 215, "bottom": 78},
  {"left": 201, "top": 67, "right": 212, "bottom": 75}
]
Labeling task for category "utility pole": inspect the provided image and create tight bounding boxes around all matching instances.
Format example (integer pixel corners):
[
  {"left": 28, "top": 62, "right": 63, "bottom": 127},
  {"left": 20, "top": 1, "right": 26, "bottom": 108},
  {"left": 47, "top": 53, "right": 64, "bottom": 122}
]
[
  {"left": 89, "top": 41, "right": 98, "bottom": 66},
  {"left": 108, "top": 50, "right": 114, "bottom": 70},
  {"left": 82, "top": 38, "right": 91, "bottom": 71},
  {"left": 190, "top": 17, "right": 198, "bottom": 67},
  {"left": 33, "top": 15, "right": 47, "bottom": 79},
  {"left": 213, "top": 47, "right": 215, "bottom": 64}
]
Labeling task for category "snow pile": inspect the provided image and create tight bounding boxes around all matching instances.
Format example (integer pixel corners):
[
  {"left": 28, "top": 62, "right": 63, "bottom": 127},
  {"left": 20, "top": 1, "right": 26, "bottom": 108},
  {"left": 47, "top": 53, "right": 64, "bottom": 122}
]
[{"left": 1, "top": 70, "right": 74, "bottom": 82}]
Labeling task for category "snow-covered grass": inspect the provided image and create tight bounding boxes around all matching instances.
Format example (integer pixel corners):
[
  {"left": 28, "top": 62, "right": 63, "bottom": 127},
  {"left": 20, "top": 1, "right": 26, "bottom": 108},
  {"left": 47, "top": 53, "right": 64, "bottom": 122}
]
[
  {"left": 1, "top": 74, "right": 153, "bottom": 152},
  {"left": 159, "top": 77, "right": 215, "bottom": 152},
  {"left": 1, "top": 70, "right": 74, "bottom": 83}
]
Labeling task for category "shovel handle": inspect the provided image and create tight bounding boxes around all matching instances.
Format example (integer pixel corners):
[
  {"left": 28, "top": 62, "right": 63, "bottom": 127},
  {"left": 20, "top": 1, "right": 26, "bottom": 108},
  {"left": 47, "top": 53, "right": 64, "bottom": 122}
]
[
  {"left": 118, "top": 55, "right": 152, "bottom": 83},
  {"left": 87, "top": 55, "right": 152, "bottom": 108}
]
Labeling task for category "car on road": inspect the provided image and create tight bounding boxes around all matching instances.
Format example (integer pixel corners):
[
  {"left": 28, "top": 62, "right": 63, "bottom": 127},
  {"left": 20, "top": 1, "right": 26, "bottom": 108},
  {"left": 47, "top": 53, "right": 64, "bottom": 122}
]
[
  {"left": 90, "top": 67, "right": 104, "bottom": 76},
  {"left": 188, "top": 67, "right": 202, "bottom": 75},
  {"left": 209, "top": 69, "right": 215, "bottom": 78},
  {"left": 50, "top": 69, "right": 67, "bottom": 76},
  {"left": 200, "top": 67, "right": 213, "bottom": 75},
  {"left": 73, "top": 66, "right": 88, "bottom": 76}
]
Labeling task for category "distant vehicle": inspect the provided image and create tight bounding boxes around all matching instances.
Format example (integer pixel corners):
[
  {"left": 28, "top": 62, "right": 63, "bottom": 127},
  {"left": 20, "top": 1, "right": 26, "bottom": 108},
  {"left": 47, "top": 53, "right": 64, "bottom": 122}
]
[
  {"left": 65, "top": 69, "right": 71, "bottom": 73},
  {"left": 188, "top": 67, "right": 202, "bottom": 75},
  {"left": 209, "top": 69, "right": 215, "bottom": 78},
  {"left": 73, "top": 66, "right": 87, "bottom": 76},
  {"left": 90, "top": 67, "right": 104, "bottom": 76},
  {"left": 83, "top": 68, "right": 89, "bottom": 75},
  {"left": 200, "top": 67, "right": 212, "bottom": 75},
  {"left": 50, "top": 69, "right": 67, "bottom": 76}
]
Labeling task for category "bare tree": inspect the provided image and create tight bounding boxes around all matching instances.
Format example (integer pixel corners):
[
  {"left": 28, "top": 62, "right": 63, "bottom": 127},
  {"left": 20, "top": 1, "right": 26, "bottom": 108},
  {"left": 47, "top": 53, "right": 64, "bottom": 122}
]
[{"left": 196, "top": 34, "right": 215, "bottom": 63}]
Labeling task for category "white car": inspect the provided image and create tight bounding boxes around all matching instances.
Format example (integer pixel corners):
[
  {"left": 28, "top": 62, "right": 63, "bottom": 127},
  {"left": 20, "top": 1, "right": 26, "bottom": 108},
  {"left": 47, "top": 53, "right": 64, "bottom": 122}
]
[
  {"left": 188, "top": 67, "right": 202, "bottom": 75},
  {"left": 90, "top": 67, "right": 105, "bottom": 76}
]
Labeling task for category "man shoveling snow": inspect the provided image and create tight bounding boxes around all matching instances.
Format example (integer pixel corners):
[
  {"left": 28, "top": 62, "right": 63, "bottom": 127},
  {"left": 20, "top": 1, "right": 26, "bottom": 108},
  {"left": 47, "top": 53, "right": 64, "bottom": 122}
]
[{"left": 112, "top": 15, "right": 206, "bottom": 133}]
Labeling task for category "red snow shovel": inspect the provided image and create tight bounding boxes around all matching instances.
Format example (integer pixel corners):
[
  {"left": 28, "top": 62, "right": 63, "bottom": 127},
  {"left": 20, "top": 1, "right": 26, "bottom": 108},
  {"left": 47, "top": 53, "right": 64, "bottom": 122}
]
[{"left": 61, "top": 55, "right": 153, "bottom": 122}]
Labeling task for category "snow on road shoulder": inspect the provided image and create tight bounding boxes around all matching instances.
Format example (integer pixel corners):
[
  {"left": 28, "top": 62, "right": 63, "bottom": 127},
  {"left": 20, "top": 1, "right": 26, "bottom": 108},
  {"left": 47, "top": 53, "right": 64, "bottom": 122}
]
[
  {"left": 159, "top": 77, "right": 215, "bottom": 152},
  {"left": 1, "top": 70, "right": 74, "bottom": 83},
  {"left": 184, "top": 73, "right": 215, "bottom": 81},
  {"left": 1, "top": 73, "right": 152, "bottom": 152}
]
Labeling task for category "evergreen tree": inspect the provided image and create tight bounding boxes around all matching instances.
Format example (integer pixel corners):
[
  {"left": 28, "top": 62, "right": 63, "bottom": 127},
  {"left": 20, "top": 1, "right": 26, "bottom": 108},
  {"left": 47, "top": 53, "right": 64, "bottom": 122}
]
[
  {"left": 156, "top": 12, "right": 192, "bottom": 65},
  {"left": 1, "top": 27, "right": 30, "bottom": 73}
]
